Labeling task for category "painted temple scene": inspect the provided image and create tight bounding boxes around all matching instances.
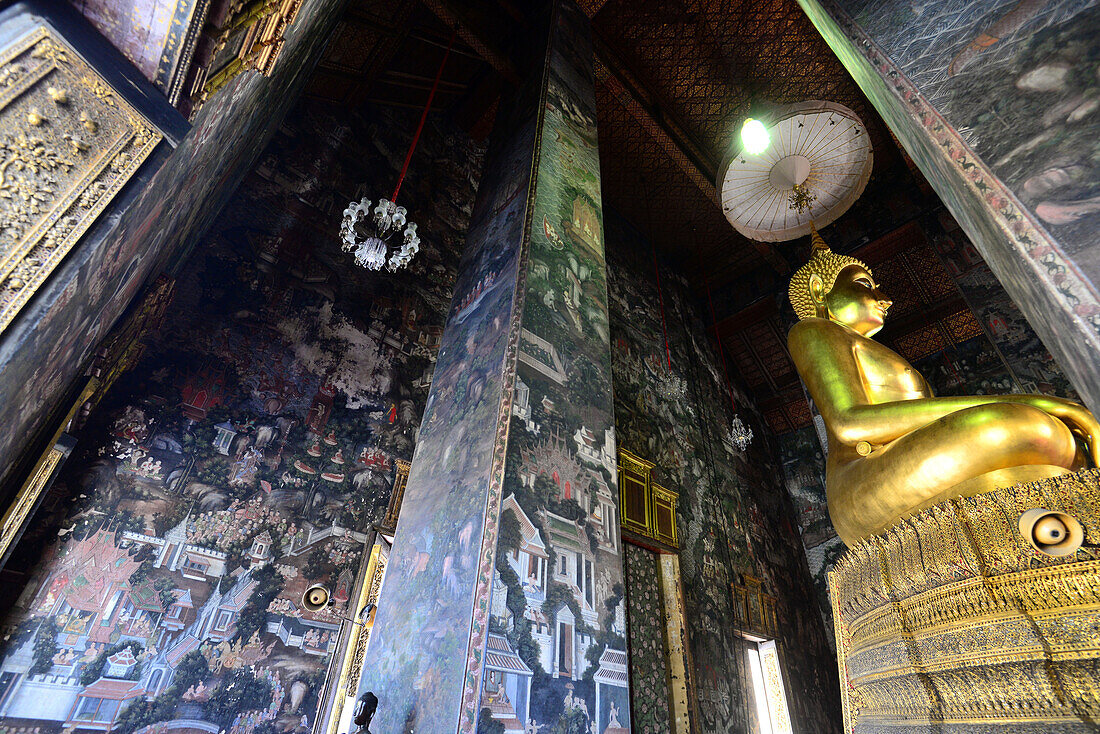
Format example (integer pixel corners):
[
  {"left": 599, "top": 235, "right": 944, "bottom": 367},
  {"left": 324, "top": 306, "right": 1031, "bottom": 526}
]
[{"left": 2, "top": 1, "right": 1100, "bottom": 734}]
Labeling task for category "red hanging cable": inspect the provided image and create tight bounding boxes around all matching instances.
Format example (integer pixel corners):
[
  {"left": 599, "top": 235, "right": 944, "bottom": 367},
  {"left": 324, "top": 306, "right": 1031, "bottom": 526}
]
[
  {"left": 653, "top": 241, "right": 672, "bottom": 371},
  {"left": 391, "top": 31, "right": 456, "bottom": 203},
  {"left": 706, "top": 276, "right": 738, "bottom": 413}
]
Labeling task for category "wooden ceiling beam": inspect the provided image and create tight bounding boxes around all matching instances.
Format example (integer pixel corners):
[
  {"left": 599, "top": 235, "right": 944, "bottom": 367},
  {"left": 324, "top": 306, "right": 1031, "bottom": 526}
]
[
  {"left": 420, "top": 0, "right": 522, "bottom": 85},
  {"left": 593, "top": 36, "right": 787, "bottom": 275},
  {"left": 341, "top": 2, "right": 418, "bottom": 107},
  {"left": 579, "top": 0, "right": 612, "bottom": 18},
  {"left": 378, "top": 70, "right": 469, "bottom": 92},
  {"left": 594, "top": 36, "right": 715, "bottom": 186}
]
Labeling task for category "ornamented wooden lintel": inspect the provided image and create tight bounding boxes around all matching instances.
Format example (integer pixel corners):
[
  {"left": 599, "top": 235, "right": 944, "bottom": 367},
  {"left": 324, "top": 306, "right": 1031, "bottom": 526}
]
[
  {"left": 0, "top": 26, "right": 162, "bottom": 335},
  {"left": 730, "top": 574, "right": 779, "bottom": 639},
  {"left": 345, "top": 546, "right": 387, "bottom": 698},
  {"left": 0, "top": 439, "right": 73, "bottom": 565},
  {"left": 322, "top": 541, "right": 388, "bottom": 734},
  {"left": 188, "top": 0, "right": 305, "bottom": 115}
]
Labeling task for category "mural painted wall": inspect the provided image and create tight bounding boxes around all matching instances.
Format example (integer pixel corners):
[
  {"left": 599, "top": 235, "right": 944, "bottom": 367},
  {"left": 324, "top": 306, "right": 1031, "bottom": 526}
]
[
  {"left": 357, "top": 5, "right": 626, "bottom": 733},
  {"left": 0, "top": 97, "right": 483, "bottom": 734},
  {"left": 930, "top": 211, "right": 1081, "bottom": 399},
  {"left": 71, "top": 0, "right": 199, "bottom": 91},
  {"left": 797, "top": 0, "right": 1100, "bottom": 418},
  {"left": 483, "top": 3, "right": 626, "bottom": 732},
  {"left": 835, "top": 0, "right": 1100, "bottom": 267},
  {"left": 605, "top": 212, "right": 840, "bottom": 734},
  {"left": 355, "top": 74, "right": 532, "bottom": 733},
  {"left": 0, "top": 0, "right": 344, "bottom": 495}
]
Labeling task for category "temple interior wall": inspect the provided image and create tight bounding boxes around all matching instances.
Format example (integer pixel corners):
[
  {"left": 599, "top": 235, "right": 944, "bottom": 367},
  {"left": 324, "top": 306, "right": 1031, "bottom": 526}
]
[
  {"left": 0, "top": 98, "right": 481, "bottom": 734},
  {"left": 3, "top": 1, "right": 1098, "bottom": 733},
  {"left": 606, "top": 211, "right": 841, "bottom": 733}
]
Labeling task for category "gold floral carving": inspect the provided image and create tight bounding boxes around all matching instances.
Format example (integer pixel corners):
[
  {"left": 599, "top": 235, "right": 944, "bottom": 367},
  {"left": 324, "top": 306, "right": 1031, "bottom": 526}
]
[
  {"left": 659, "top": 554, "right": 693, "bottom": 734},
  {"left": 617, "top": 447, "right": 655, "bottom": 476},
  {"left": 345, "top": 547, "right": 387, "bottom": 698},
  {"left": 0, "top": 27, "right": 162, "bottom": 334},
  {"left": 378, "top": 459, "right": 410, "bottom": 534},
  {"left": 323, "top": 542, "right": 388, "bottom": 734},
  {"left": 189, "top": 0, "right": 305, "bottom": 116},
  {"left": 618, "top": 449, "right": 679, "bottom": 547},
  {"left": 760, "top": 643, "right": 793, "bottom": 733},
  {"left": 830, "top": 469, "right": 1100, "bottom": 731}
]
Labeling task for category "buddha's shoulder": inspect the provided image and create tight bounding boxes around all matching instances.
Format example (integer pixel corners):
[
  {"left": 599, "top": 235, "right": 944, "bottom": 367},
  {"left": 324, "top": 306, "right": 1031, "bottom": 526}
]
[{"left": 788, "top": 317, "right": 852, "bottom": 345}]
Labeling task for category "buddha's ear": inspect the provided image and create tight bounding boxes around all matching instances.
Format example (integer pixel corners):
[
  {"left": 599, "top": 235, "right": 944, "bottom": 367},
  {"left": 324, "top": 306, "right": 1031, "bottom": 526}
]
[{"left": 808, "top": 274, "right": 826, "bottom": 309}]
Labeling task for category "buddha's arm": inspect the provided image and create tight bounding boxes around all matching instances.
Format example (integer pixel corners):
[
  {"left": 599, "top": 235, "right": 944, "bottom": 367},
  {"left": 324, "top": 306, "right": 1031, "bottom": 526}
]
[{"left": 789, "top": 319, "right": 1100, "bottom": 456}]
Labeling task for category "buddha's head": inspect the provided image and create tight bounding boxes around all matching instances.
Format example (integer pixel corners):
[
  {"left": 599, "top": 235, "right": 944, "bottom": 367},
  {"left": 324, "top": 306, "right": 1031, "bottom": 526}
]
[{"left": 789, "top": 227, "right": 892, "bottom": 337}]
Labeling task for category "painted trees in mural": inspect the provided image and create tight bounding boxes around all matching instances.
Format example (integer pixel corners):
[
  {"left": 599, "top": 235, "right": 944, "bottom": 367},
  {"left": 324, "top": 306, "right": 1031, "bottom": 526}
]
[
  {"left": 0, "top": 102, "right": 477, "bottom": 734},
  {"left": 475, "top": 9, "right": 628, "bottom": 734}
]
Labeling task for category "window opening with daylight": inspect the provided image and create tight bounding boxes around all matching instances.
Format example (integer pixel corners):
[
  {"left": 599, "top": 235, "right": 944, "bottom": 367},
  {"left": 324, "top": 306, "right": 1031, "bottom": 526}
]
[{"left": 746, "top": 639, "right": 792, "bottom": 734}]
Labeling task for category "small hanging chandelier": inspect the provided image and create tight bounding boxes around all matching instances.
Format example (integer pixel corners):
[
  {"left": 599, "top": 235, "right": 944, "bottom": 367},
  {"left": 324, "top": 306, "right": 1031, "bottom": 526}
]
[
  {"left": 340, "top": 198, "right": 419, "bottom": 271},
  {"left": 705, "top": 276, "right": 754, "bottom": 452},
  {"left": 656, "top": 371, "right": 688, "bottom": 402},
  {"left": 726, "top": 414, "right": 754, "bottom": 451},
  {"left": 340, "top": 33, "right": 454, "bottom": 272}
]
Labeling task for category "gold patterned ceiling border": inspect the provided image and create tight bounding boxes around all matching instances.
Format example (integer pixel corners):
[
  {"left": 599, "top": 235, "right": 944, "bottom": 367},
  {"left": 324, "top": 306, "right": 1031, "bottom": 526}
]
[{"left": 0, "top": 26, "right": 162, "bottom": 334}]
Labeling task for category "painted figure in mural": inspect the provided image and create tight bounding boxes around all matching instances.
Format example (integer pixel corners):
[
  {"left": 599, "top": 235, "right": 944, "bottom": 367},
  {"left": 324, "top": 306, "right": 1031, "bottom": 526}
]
[
  {"left": 608, "top": 701, "right": 621, "bottom": 727},
  {"left": 788, "top": 227, "right": 1100, "bottom": 545}
]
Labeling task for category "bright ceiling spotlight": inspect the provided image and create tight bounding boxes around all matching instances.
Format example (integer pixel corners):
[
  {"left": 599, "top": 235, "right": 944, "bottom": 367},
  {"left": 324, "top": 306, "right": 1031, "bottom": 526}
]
[{"left": 741, "top": 117, "right": 770, "bottom": 155}]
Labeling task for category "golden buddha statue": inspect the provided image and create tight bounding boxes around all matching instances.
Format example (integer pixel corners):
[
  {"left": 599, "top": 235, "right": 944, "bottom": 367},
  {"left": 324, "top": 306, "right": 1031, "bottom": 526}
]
[{"left": 788, "top": 228, "right": 1100, "bottom": 545}]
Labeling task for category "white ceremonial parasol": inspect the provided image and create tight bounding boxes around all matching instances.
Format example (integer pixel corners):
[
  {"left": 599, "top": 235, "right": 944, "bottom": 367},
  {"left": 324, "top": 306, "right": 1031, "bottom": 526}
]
[{"left": 718, "top": 100, "right": 872, "bottom": 242}]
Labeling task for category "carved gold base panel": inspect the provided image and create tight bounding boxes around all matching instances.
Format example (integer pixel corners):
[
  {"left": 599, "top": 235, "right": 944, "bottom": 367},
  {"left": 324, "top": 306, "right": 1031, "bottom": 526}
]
[
  {"left": 0, "top": 25, "right": 161, "bottom": 334},
  {"left": 829, "top": 470, "right": 1100, "bottom": 733}
]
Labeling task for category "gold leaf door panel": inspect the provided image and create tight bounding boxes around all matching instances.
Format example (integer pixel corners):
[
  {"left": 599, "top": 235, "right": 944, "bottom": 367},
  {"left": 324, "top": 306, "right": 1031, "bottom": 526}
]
[{"left": 0, "top": 25, "right": 162, "bottom": 333}]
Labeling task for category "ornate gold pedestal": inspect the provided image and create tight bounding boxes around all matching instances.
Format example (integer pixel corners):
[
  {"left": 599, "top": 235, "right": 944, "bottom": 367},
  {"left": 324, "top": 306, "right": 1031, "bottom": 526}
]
[{"left": 829, "top": 470, "right": 1100, "bottom": 733}]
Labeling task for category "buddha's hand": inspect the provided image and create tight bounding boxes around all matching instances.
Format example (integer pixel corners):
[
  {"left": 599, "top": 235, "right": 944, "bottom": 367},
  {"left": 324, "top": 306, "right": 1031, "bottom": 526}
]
[{"left": 1020, "top": 395, "right": 1100, "bottom": 466}]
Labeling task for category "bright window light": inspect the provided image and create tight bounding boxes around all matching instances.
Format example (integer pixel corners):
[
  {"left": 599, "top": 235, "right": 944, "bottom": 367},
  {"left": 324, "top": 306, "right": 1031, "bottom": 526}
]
[
  {"left": 746, "top": 640, "right": 793, "bottom": 734},
  {"left": 741, "top": 118, "right": 770, "bottom": 155}
]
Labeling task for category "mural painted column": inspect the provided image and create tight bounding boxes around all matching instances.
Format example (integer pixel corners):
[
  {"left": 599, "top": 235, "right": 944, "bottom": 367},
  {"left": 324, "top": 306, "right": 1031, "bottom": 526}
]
[
  {"left": 356, "top": 2, "right": 628, "bottom": 732},
  {"left": 795, "top": 0, "right": 1100, "bottom": 414}
]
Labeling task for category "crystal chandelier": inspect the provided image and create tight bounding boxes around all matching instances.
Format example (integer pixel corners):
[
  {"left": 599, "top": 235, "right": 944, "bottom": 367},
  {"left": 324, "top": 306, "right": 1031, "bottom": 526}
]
[
  {"left": 339, "top": 33, "right": 453, "bottom": 272},
  {"left": 704, "top": 275, "right": 753, "bottom": 452},
  {"left": 726, "top": 414, "right": 754, "bottom": 451},
  {"left": 340, "top": 198, "right": 419, "bottom": 271},
  {"left": 656, "top": 370, "right": 688, "bottom": 402}
]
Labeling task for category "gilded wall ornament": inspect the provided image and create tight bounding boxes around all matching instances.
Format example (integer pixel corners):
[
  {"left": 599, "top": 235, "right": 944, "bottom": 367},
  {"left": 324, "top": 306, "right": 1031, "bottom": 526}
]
[
  {"left": 0, "top": 444, "right": 66, "bottom": 563},
  {"left": 345, "top": 550, "right": 387, "bottom": 698},
  {"left": 0, "top": 27, "right": 162, "bottom": 335}
]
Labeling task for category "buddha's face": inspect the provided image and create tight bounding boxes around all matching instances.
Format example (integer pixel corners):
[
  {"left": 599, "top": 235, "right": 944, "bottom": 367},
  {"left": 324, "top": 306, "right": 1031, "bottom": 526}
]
[{"left": 822, "top": 265, "right": 892, "bottom": 337}]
